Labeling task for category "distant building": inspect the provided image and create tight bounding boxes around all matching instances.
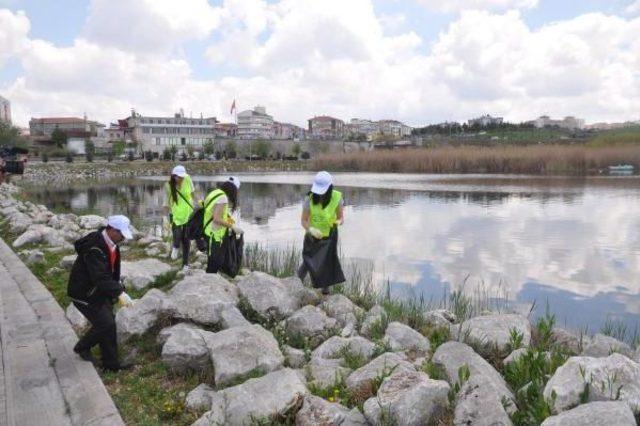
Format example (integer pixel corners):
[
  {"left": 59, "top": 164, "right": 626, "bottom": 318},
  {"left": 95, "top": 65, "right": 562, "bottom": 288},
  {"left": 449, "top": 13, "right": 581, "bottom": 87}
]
[
  {"left": 584, "top": 121, "right": 638, "bottom": 130},
  {"left": 214, "top": 122, "right": 237, "bottom": 138},
  {"left": 273, "top": 122, "right": 306, "bottom": 140},
  {"left": 378, "top": 119, "right": 412, "bottom": 137},
  {"left": 29, "top": 116, "right": 104, "bottom": 138},
  {"left": 467, "top": 114, "right": 504, "bottom": 127},
  {"left": 348, "top": 118, "right": 378, "bottom": 139},
  {"left": 308, "top": 115, "right": 345, "bottom": 140},
  {"left": 237, "top": 106, "right": 274, "bottom": 139},
  {"left": 0, "top": 95, "right": 11, "bottom": 124},
  {"left": 531, "top": 115, "right": 584, "bottom": 130}
]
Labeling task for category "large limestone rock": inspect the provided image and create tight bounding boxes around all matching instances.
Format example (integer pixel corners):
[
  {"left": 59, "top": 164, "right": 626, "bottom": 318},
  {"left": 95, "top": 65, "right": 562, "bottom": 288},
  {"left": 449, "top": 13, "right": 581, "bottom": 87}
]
[
  {"left": 432, "top": 342, "right": 514, "bottom": 425},
  {"left": 13, "top": 224, "right": 67, "bottom": 248},
  {"left": 296, "top": 395, "right": 367, "bottom": 425},
  {"left": 424, "top": 309, "right": 457, "bottom": 328},
  {"left": 185, "top": 384, "right": 216, "bottom": 411},
  {"left": 237, "top": 272, "right": 307, "bottom": 320},
  {"left": 581, "top": 333, "right": 633, "bottom": 358},
  {"left": 544, "top": 353, "right": 640, "bottom": 413},
  {"left": 193, "top": 369, "right": 308, "bottom": 425},
  {"left": 282, "top": 345, "right": 307, "bottom": 369},
  {"left": 384, "top": 322, "right": 431, "bottom": 356},
  {"left": 120, "top": 258, "right": 173, "bottom": 290},
  {"left": 115, "top": 289, "right": 176, "bottom": 342},
  {"left": 157, "top": 322, "right": 202, "bottom": 345},
  {"left": 541, "top": 401, "right": 635, "bottom": 426},
  {"left": 65, "top": 303, "right": 88, "bottom": 330},
  {"left": 78, "top": 214, "right": 106, "bottom": 230},
  {"left": 320, "top": 294, "right": 364, "bottom": 327},
  {"left": 345, "top": 352, "right": 416, "bottom": 398},
  {"left": 312, "top": 336, "right": 377, "bottom": 363},
  {"left": 61, "top": 254, "right": 77, "bottom": 269},
  {"left": 360, "top": 305, "right": 387, "bottom": 338},
  {"left": 283, "top": 305, "right": 340, "bottom": 348},
  {"left": 7, "top": 211, "right": 32, "bottom": 233},
  {"left": 308, "top": 358, "right": 352, "bottom": 388},
  {"left": 22, "top": 249, "right": 44, "bottom": 264},
  {"left": 169, "top": 273, "right": 239, "bottom": 326},
  {"left": 203, "top": 324, "right": 284, "bottom": 387},
  {"left": 161, "top": 326, "right": 212, "bottom": 373},
  {"left": 460, "top": 313, "right": 531, "bottom": 355},
  {"left": 550, "top": 327, "right": 581, "bottom": 354},
  {"left": 363, "top": 371, "right": 450, "bottom": 426}
]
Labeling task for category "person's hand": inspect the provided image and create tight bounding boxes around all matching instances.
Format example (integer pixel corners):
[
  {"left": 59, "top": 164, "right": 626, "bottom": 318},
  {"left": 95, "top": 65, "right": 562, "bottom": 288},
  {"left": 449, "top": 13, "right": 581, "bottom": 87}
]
[
  {"left": 227, "top": 217, "right": 236, "bottom": 225},
  {"left": 333, "top": 218, "right": 344, "bottom": 226},
  {"left": 231, "top": 225, "right": 244, "bottom": 235},
  {"left": 307, "top": 227, "right": 323, "bottom": 239},
  {"left": 118, "top": 292, "right": 135, "bottom": 308}
]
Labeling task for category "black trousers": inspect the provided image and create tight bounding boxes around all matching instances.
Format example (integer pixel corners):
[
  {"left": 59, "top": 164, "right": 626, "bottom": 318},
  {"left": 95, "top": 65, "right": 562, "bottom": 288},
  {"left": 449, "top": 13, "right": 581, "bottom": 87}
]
[
  {"left": 206, "top": 239, "right": 221, "bottom": 273},
  {"left": 73, "top": 302, "right": 119, "bottom": 369},
  {"left": 172, "top": 223, "right": 191, "bottom": 266}
]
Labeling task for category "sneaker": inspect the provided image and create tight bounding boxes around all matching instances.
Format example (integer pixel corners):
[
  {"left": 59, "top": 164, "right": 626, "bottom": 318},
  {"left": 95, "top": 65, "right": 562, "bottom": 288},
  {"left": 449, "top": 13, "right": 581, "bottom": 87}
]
[
  {"left": 182, "top": 265, "right": 190, "bottom": 272},
  {"left": 170, "top": 247, "right": 179, "bottom": 260},
  {"left": 73, "top": 347, "right": 95, "bottom": 363}
]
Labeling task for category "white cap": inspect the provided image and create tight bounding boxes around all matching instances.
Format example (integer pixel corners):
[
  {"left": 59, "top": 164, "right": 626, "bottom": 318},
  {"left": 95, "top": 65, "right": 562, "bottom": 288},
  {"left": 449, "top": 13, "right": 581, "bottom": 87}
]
[
  {"left": 310, "top": 171, "right": 332, "bottom": 195},
  {"left": 107, "top": 215, "right": 133, "bottom": 240},
  {"left": 171, "top": 165, "right": 187, "bottom": 177},
  {"left": 227, "top": 176, "right": 240, "bottom": 189}
]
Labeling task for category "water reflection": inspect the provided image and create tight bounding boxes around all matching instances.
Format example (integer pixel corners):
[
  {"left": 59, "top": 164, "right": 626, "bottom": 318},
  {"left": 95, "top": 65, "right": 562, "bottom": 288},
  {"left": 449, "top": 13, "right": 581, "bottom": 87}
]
[{"left": 23, "top": 174, "right": 640, "bottom": 331}]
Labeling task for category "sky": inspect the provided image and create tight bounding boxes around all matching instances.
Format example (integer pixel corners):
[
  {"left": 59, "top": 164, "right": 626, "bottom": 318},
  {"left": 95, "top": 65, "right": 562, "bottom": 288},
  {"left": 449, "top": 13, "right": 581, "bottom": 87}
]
[{"left": 1, "top": 0, "right": 639, "bottom": 128}]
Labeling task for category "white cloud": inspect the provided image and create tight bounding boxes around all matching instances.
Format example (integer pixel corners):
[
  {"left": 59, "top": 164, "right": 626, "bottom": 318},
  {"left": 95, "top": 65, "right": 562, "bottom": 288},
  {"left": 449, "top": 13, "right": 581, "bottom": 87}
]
[
  {"left": 0, "top": 9, "right": 29, "bottom": 66},
  {"left": 416, "top": 0, "right": 538, "bottom": 13},
  {"left": 83, "top": 0, "right": 222, "bottom": 53},
  {"left": 626, "top": 1, "right": 640, "bottom": 15}
]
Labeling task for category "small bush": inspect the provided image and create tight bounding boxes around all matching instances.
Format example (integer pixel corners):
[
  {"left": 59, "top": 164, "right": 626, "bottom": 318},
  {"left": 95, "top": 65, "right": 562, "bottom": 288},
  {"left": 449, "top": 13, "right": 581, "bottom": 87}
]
[
  {"left": 65, "top": 151, "right": 74, "bottom": 163},
  {"left": 41, "top": 152, "right": 49, "bottom": 163}
]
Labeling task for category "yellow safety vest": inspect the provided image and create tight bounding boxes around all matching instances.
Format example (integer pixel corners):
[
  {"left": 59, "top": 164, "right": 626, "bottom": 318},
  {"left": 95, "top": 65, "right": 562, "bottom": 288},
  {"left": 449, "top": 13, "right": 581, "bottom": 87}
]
[
  {"left": 166, "top": 175, "right": 193, "bottom": 226},
  {"left": 203, "top": 188, "right": 229, "bottom": 243},
  {"left": 309, "top": 190, "right": 342, "bottom": 238}
]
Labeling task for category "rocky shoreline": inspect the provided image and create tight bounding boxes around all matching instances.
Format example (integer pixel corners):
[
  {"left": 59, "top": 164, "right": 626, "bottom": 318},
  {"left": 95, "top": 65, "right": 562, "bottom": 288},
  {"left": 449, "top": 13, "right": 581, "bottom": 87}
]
[{"left": 1, "top": 181, "right": 639, "bottom": 425}]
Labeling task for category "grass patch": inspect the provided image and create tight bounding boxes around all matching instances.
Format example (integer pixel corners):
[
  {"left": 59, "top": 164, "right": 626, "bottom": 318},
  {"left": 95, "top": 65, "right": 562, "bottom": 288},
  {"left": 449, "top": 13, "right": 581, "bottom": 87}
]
[{"left": 243, "top": 243, "right": 301, "bottom": 278}]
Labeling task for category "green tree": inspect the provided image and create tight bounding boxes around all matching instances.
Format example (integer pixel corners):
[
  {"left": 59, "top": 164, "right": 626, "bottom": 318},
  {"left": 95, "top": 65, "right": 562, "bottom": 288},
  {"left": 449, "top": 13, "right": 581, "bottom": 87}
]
[
  {"left": 51, "top": 127, "right": 68, "bottom": 148},
  {"left": 84, "top": 139, "right": 95, "bottom": 162},
  {"left": 112, "top": 139, "right": 126, "bottom": 155},
  {"left": 251, "top": 139, "right": 270, "bottom": 159},
  {"left": 0, "top": 121, "right": 26, "bottom": 148},
  {"left": 291, "top": 143, "right": 301, "bottom": 157},
  {"left": 203, "top": 139, "right": 215, "bottom": 155},
  {"left": 225, "top": 140, "right": 237, "bottom": 159},
  {"left": 170, "top": 145, "right": 178, "bottom": 161}
]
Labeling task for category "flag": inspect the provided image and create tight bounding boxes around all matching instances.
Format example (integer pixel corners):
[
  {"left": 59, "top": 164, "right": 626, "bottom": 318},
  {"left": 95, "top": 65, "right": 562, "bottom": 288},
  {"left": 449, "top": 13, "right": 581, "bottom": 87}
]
[{"left": 230, "top": 99, "right": 236, "bottom": 115}]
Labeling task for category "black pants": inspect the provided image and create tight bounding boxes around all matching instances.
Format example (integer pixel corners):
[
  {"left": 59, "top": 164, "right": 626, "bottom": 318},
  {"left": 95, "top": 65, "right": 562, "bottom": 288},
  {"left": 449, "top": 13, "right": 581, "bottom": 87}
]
[
  {"left": 172, "top": 223, "right": 190, "bottom": 266},
  {"left": 206, "top": 239, "right": 221, "bottom": 273},
  {"left": 73, "top": 302, "right": 119, "bottom": 369}
]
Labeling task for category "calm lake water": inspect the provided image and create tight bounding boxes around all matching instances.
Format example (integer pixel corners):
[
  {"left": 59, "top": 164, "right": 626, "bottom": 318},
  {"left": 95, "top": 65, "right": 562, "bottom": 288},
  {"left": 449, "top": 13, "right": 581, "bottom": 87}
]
[{"left": 24, "top": 172, "right": 640, "bottom": 332}]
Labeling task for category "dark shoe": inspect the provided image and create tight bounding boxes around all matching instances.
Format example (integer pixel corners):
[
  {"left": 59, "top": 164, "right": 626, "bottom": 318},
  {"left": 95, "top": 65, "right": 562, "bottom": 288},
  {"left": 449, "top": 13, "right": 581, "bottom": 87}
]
[
  {"left": 73, "top": 345, "right": 95, "bottom": 363},
  {"left": 321, "top": 287, "right": 330, "bottom": 295},
  {"left": 103, "top": 361, "right": 135, "bottom": 372}
]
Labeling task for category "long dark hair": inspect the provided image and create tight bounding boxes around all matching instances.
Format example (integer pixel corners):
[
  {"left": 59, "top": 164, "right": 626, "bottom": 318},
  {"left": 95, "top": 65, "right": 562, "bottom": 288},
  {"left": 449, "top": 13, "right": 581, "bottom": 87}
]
[
  {"left": 169, "top": 174, "right": 179, "bottom": 204},
  {"left": 218, "top": 181, "right": 238, "bottom": 212},
  {"left": 309, "top": 185, "right": 333, "bottom": 208}
]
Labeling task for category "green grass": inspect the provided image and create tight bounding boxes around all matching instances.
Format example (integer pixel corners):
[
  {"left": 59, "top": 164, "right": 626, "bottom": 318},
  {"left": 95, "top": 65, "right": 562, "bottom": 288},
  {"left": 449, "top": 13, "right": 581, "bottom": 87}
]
[
  {"left": 586, "top": 126, "right": 640, "bottom": 147},
  {"left": 243, "top": 243, "right": 301, "bottom": 278}
]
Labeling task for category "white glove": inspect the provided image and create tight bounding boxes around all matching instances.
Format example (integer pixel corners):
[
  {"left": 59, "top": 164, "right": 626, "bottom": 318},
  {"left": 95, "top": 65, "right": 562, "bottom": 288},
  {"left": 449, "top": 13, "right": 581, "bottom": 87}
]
[
  {"left": 118, "top": 292, "right": 134, "bottom": 308},
  {"left": 307, "top": 227, "right": 323, "bottom": 239},
  {"left": 231, "top": 225, "right": 244, "bottom": 235}
]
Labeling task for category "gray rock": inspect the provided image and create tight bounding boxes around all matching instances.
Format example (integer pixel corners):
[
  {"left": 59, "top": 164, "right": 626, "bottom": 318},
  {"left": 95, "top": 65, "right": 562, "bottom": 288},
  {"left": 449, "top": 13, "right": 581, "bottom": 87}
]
[
  {"left": 424, "top": 309, "right": 457, "bottom": 328},
  {"left": 169, "top": 273, "right": 239, "bottom": 326},
  {"left": 503, "top": 348, "right": 528, "bottom": 366},
  {"left": 544, "top": 353, "right": 640, "bottom": 413},
  {"left": 78, "top": 214, "right": 106, "bottom": 230},
  {"left": 432, "top": 341, "right": 514, "bottom": 424},
  {"left": 312, "top": 336, "right": 377, "bottom": 362},
  {"left": 363, "top": 371, "right": 450, "bottom": 426},
  {"left": 161, "top": 326, "right": 212, "bottom": 373},
  {"left": 284, "top": 305, "right": 340, "bottom": 348},
  {"left": 581, "top": 333, "right": 633, "bottom": 358},
  {"left": 61, "top": 254, "right": 77, "bottom": 269},
  {"left": 157, "top": 322, "right": 202, "bottom": 345},
  {"left": 360, "top": 305, "right": 387, "bottom": 338},
  {"left": 320, "top": 294, "right": 365, "bottom": 327},
  {"left": 193, "top": 369, "right": 308, "bottom": 425},
  {"left": 460, "top": 313, "right": 531, "bottom": 355},
  {"left": 296, "top": 395, "right": 367, "bottom": 425},
  {"left": 203, "top": 324, "right": 284, "bottom": 387},
  {"left": 237, "top": 271, "right": 306, "bottom": 320},
  {"left": 384, "top": 321, "right": 431, "bottom": 356},
  {"left": 120, "top": 258, "right": 173, "bottom": 290},
  {"left": 283, "top": 345, "right": 307, "bottom": 369},
  {"left": 7, "top": 211, "right": 32, "bottom": 233},
  {"left": 22, "top": 249, "right": 45, "bottom": 264},
  {"left": 185, "top": 383, "right": 216, "bottom": 411},
  {"left": 308, "top": 358, "right": 352, "bottom": 388},
  {"left": 345, "top": 353, "right": 416, "bottom": 398},
  {"left": 12, "top": 224, "right": 67, "bottom": 248},
  {"left": 115, "top": 289, "right": 176, "bottom": 342},
  {"left": 219, "top": 306, "right": 250, "bottom": 329},
  {"left": 65, "top": 303, "right": 88, "bottom": 330},
  {"left": 550, "top": 327, "right": 582, "bottom": 353},
  {"left": 540, "top": 401, "right": 635, "bottom": 426}
]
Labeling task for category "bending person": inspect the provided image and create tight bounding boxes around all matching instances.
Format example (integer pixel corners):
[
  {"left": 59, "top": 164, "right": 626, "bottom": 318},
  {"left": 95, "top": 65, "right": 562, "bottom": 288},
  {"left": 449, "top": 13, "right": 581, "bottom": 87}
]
[
  {"left": 298, "top": 171, "right": 345, "bottom": 294},
  {"left": 164, "top": 165, "right": 196, "bottom": 269},
  {"left": 203, "top": 176, "right": 242, "bottom": 273}
]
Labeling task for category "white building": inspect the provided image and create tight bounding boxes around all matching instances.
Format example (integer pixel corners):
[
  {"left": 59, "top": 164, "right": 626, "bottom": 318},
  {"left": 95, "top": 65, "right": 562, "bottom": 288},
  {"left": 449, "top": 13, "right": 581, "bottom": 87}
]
[
  {"left": 349, "top": 119, "right": 379, "bottom": 139},
  {"left": 378, "top": 120, "right": 413, "bottom": 137},
  {"left": 0, "top": 95, "right": 10, "bottom": 124},
  {"left": 124, "top": 109, "right": 217, "bottom": 153},
  {"left": 532, "top": 115, "right": 585, "bottom": 130},
  {"left": 468, "top": 114, "right": 504, "bottom": 127},
  {"left": 237, "top": 106, "right": 274, "bottom": 139}
]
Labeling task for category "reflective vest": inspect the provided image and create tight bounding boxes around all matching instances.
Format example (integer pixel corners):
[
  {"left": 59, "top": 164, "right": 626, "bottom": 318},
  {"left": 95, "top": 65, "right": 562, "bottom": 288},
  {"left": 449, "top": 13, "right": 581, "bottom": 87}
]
[
  {"left": 166, "top": 175, "right": 193, "bottom": 226},
  {"left": 203, "top": 188, "right": 229, "bottom": 243},
  {"left": 309, "top": 190, "right": 342, "bottom": 238}
]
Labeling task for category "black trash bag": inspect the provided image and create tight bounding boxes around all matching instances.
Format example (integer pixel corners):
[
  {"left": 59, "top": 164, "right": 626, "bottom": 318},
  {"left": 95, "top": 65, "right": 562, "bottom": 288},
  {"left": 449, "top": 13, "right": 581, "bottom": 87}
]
[
  {"left": 302, "top": 227, "right": 345, "bottom": 288},
  {"left": 211, "top": 230, "right": 244, "bottom": 278}
]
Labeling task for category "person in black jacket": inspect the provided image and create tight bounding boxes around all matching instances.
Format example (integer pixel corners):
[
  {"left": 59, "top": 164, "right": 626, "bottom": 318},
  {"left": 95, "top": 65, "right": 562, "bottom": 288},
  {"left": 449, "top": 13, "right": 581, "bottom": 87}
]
[{"left": 68, "top": 215, "right": 135, "bottom": 371}]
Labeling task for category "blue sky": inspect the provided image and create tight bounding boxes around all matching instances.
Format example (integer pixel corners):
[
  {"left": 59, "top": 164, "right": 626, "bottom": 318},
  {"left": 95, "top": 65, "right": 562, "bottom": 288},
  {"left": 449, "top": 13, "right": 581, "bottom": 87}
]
[{"left": 1, "top": 0, "right": 639, "bottom": 126}]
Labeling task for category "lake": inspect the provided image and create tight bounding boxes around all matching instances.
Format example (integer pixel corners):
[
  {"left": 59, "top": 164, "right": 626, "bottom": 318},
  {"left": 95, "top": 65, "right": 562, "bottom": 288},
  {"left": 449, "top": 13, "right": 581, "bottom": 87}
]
[{"left": 23, "top": 172, "right": 640, "bottom": 332}]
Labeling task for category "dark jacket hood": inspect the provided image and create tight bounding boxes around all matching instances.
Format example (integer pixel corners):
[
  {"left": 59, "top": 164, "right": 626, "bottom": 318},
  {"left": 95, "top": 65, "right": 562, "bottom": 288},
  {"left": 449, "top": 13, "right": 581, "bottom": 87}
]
[{"left": 74, "top": 227, "right": 107, "bottom": 255}]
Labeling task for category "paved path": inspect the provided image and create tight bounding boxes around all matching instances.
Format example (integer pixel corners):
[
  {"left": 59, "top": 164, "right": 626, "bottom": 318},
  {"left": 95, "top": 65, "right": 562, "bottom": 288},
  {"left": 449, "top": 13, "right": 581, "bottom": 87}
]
[{"left": 0, "top": 237, "right": 123, "bottom": 425}]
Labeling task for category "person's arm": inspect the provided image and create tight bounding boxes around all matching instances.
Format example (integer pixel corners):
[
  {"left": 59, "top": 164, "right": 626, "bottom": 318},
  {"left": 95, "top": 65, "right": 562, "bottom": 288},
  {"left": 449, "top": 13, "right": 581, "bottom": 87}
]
[
  {"left": 213, "top": 203, "right": 232, "bottom": 227},
  {"left": 335, "top": 204, "right": 344, "bottom": 226},
  {"left": 84, "top": 248, "right": 123, "bottom": 299},
  {"left": 301, "top": 209, "right": 310, "bottom": 231}
]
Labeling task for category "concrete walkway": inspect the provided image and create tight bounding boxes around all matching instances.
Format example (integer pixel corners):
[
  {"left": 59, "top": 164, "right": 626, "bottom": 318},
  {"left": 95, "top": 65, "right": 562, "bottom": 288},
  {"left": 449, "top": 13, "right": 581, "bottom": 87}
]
[{"left": 0, "top": 237, "right": 123, "bottom": 425}]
